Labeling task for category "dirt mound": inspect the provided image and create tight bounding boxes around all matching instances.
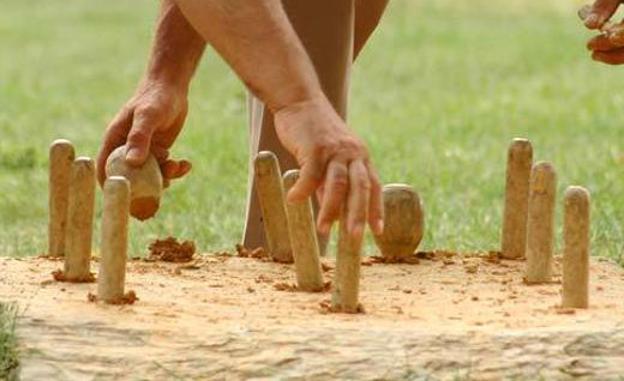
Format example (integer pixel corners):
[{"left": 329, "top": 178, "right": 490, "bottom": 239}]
[
  {"left": 147, "top": 237, "right": 195, "bottom": 263},
  {"left": 2, "top": 253, "right": 624, "bottom": 380}
]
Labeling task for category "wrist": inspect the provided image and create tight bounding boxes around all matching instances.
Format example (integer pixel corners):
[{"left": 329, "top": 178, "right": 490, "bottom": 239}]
[
  {"left": 144, "top": 63, "right": 193, "bottom": 93},
  {"left": 140, "top": 71, "right": 189, "bottom": 95},
  {"left": 270, "top": 87, "right": 328, "bottom": 115},
  {"left": 273, "top": 92, "right": 347, "bottom": 141}
]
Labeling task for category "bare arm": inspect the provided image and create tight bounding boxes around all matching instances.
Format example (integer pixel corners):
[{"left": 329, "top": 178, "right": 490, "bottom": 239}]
[
  {"left": 97, "top": 0, "right": 206, "bottom": 185},
  {"left": 145, "top": 0, "right": 206, "bottom": 88},
  {"left": 172, "top": 0, "right": 322, "bottom": 112},
  {"left": 174, "top": 0, "right": 384, "bottom": 238}
]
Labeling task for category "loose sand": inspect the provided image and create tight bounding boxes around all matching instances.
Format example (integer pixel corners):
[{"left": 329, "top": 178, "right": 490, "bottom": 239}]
[{"left": 2, "top": 250, "right": 624, "bottom": 380}]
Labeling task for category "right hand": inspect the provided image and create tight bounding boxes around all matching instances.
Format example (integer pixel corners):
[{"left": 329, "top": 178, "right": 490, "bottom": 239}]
[{"left": 96, "top": 79, "right": 192, "bottom": 186}]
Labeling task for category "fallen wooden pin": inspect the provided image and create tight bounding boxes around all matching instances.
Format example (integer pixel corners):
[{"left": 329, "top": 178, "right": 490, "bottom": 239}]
[
  {"left": 105, "top": 145, "right": 163, "bottom": 221},
  {"left": 373, "top": 183, "right": 424, "bottom": 262}
]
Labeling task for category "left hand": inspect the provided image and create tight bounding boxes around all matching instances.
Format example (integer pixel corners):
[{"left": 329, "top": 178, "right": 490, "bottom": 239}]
[{"left": 580, "top": 0, "right": 624, "bottom": 64}]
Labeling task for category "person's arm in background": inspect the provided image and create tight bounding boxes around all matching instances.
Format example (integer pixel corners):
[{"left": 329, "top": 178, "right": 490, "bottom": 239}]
[
  {"left": 171, "top": 0, "right": 383, "bottom": 239},
  {"left": 97, "top": 0, "right": 205, "bottom": 186},
  {"left": 581, "top": 0, "right": 624, "bottom": 64}
]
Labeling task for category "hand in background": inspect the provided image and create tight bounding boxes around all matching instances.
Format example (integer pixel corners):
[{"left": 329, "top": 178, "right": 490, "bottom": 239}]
[{"left": 580, "top": 0, "right": 624, "bottom": 64}]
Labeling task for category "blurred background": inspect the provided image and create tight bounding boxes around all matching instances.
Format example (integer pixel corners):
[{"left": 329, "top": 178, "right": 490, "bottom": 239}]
[{"left": 1, "top": 0, "right": 623, "bottom": 261}]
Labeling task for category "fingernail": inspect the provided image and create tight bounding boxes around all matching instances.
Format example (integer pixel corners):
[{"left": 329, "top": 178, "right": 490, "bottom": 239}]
[
  {"left": 350, "top": 224, "right": 364, "bottom": 240},
  {"left": 125, "top": 147, "right": 142, "bottom": 163},
  {"left": 585, "top": 14, "right": 598, "bottom": 26},
  {"left": 286, "top": 189, "right": 299, "bottom": 203},
  {"left": 374, "top": 220, "right": 384, "bottom": 235},
  {"left": 318, "top": 222, "right": 330, "bottom": 236}
]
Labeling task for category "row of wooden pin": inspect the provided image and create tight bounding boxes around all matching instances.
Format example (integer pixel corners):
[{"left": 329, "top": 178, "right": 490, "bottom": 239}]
[
  {"left": 255, "top": 151, "right": 361, "bottom": 312},
  {"left": 48, "top": 139, "right": 130, "bottom": 304},
  {"left": 254, "top": 151, "right": 424, "bottom": 313},
  {"left": 502, "top": 138, "right": 590, "bottom": 308}
]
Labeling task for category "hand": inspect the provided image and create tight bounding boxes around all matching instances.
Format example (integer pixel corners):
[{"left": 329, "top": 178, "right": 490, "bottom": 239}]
[
  {"left": 580, "top": 0, "right": 624, "bottom": 64},
  {"left": 96, "top": 79, "right": 192, "bottom": 187},
  {"left": 273, "top": 94, "right": 384, "bottom": 240}
]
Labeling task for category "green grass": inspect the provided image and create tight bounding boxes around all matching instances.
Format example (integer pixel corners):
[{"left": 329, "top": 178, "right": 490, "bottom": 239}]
[
  {"left": 0, "top": 0, "right": 623, "bottom": 261},
  {"left": 0, "top": 303, "right": 19, "bottom": 380}
]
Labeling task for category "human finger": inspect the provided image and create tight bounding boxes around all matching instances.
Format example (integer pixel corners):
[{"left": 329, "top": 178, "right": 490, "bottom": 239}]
[
  {"left": 287, "top": 154, "right": 326, "bottom": 203},
  {"left": 161, "top": 159, "right": 192, "bottom": 180},
  {"left": 592, "top": 47, "right": 624, "bottom": 64},
  {"left": 587, "top": 34, "right": 619, "bottom": 51},
  {"left": 96, "top": 107, "right": 133, "bottom": 185},
  {"left": 366, "top": 162, "right": 384, "bottom": 235},
  {"left": 345, "top": 160, "right": 370, "bottom": 240},
  {"left": 316, "top": 159, "right": 349, "bottom": 235},
  {"left": 125, "top": 107, "right": 161, "bottom": 167},
  {"left": 606, "top": 22, "right": 624, "bottom": 45},
  {"left": 580, "top": 0, "right": 621, "bottom": 29}
]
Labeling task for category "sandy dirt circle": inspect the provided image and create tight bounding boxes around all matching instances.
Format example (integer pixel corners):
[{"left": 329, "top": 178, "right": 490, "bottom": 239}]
[{"left": 2, "top": 251, "right": 624, "bottom": 380}]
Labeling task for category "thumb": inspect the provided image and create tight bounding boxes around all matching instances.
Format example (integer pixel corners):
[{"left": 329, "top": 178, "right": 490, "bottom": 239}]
[{"left": 125, "top": 109, "right": 157, "bottom": 166}]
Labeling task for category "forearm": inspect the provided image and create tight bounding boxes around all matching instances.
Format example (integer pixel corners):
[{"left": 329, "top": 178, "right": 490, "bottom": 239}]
[
  {"left": 145, "top": 0, "right": 206, "bottom": 90},
  {"left": 172, "top": 0, "right": 323, "bottom": 112}
]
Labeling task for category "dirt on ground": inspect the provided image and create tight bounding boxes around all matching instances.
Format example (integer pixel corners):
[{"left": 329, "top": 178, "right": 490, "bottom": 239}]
[
  {"left": 147, "top": 236, "right": 196, "bottom": 263},
  {"left": 2, "top": 250, "right": 624, "bottom": 380}
]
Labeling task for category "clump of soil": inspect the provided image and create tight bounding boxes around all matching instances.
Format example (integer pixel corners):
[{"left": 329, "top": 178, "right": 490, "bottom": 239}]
[
  {"left": 274, "top": 281, "right": 331, "bottom": 293},
  {"left": 148, "top": 237, "right": 195, "bottom": 263},
  {"left": 87, "top": 291, "right": 138, "bottom": 305},
  {"left": 319, "top": 299, "right": 366, "bottom": 314},
  {"left": 51, "top": 269, "right": 95, "bottom": 283},
  {"left": 235, "top": 244, "right": 269, "bottom": 260},
  {"left": 320, "top": 262, "right": 333, "bottom": 272},
  {"left": 368, "top": 255, "right": 420, "bottom": 265},
  {"left": 273, "top": 282, "right": 298, "bottom": 292}
]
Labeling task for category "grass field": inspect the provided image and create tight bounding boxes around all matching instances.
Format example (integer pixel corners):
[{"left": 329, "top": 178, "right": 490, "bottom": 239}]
[
  {"left": 1, "top": 0, "right": 622, "bottom": 261},
  {"left": 0, "top": 303, "right": 18, "bottom": 379}
]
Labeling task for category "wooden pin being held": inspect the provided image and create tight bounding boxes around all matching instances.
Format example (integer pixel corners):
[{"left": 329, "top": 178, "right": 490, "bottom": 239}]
[{"left": 105, "top": 145, "right": 163, "bottom": 221}]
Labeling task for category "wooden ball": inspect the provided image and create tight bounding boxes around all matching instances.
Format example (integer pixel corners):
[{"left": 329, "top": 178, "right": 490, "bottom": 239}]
[
  {"left": 373, "top": 184, "right": 424, "bottom": 260},
  {"left": 105, "top": 146, "right": 163, "bottom": 220}
]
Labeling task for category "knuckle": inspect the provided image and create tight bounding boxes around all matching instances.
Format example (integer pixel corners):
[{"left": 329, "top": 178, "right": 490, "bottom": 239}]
[
  {"left": 136, "top": 104, "right": 163, "bottom": 120},
  {"left": 331, "top": 174, "right": 349, "bottom": 192},
  {"left": 356, "top": 176, "right": 371, "bottom": 191},
  {"left": 128, "top": 127, "right": 151, "bottom": 143},
  {"left": 337, "top": 137, "right": 368, "bottom": 158},
  {"left": 315, "top": 139, "right": 339, "bottom": 159}
]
